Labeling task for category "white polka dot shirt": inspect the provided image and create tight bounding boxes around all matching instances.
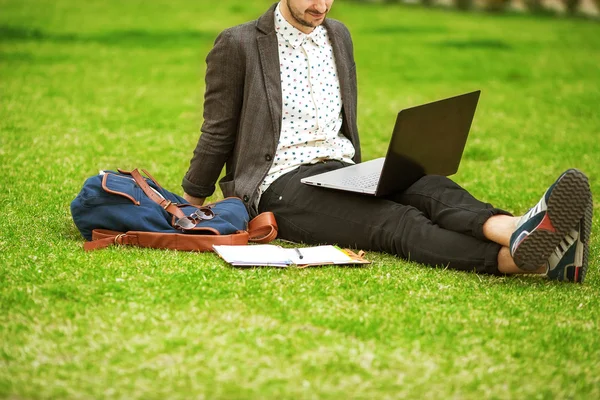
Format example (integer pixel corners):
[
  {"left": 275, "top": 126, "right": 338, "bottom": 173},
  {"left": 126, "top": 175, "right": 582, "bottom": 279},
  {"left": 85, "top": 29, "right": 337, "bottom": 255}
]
[{"left": 258, "top": 4, "right": 356, "bottom": 198}]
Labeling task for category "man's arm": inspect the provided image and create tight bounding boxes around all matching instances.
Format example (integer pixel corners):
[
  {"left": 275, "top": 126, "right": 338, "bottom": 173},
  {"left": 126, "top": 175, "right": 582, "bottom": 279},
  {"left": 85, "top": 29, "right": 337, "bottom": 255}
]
[
  {"left": 183, "top": 193, "right": 205, "bottom": 206},
  {"left": 182, "top": 29, "right": 245, "bottom": 199}
]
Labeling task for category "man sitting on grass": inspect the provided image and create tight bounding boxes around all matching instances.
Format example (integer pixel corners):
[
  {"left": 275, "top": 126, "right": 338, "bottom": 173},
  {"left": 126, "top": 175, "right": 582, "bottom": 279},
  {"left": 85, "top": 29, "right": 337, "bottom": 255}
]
[{"left": 182, "top": 0, "right": 593, "bottom": 282}]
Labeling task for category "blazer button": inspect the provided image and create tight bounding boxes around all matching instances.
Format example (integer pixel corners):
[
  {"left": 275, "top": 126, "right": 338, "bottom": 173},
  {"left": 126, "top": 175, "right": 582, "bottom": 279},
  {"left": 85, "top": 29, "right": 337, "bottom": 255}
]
[
  {"left": 243, "top": 195, "right": 249, "bottom": 202},
  {"left": 265, "top": 154, "right": 272, "bottom": 162}
]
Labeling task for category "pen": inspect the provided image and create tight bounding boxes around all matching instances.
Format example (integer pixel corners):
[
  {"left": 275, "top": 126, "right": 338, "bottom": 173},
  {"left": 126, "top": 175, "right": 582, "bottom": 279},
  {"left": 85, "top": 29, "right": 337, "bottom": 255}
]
[{"left": 294, "top": 248, "right": 304, "bottom": 260}]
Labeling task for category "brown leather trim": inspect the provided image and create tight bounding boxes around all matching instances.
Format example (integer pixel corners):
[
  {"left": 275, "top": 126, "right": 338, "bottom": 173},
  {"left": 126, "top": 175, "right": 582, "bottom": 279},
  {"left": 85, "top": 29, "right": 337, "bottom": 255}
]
[
  {"left": 119, "top": 168, "right": 163, "bottom": 189},
  {"left": 101, "top": 174, "right": 140, "bottom": 205},
  {"left": 248, "top": 212, "right": 278, "bottom": 243},
  {"left": 130, "top": 169, "right": 186, "bottom": 219},
  {"left": 141, "top": 169, "right": 163, "bottom": 190},
  {"left": 85, "top": 229, "right": 250, "bottom": 252},
  {"left": 83, "top": 212, "right": 277, "bottom": 252}
]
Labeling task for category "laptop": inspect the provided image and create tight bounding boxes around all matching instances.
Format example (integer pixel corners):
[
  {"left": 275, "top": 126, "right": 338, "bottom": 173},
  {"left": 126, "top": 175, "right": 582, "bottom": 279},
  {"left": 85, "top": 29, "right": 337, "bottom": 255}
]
[{"left": 300, "top": 90, "right": 480, "bottom": 196}]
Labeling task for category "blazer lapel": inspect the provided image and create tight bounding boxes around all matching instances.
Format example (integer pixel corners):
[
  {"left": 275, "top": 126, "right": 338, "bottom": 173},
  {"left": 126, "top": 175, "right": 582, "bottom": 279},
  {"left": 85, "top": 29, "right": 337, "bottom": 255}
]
[
  {"left": 325, "top": 20, "right": 355, "bottom": 142},
  {"left": 257, "top": 5, "right": 282, "bottom": 146},
  {"left": 327, "top": 25, "right": 352, "bottom": 99}
]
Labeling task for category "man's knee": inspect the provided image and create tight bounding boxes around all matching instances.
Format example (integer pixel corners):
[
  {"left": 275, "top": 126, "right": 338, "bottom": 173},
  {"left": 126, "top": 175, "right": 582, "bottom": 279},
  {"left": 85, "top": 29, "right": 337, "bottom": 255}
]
[
  {"left": 390, "top": 206, "right": 434, "bottom": 258},
  {"left": 408, "top": 174, "right": 460, "bottom": 195}
]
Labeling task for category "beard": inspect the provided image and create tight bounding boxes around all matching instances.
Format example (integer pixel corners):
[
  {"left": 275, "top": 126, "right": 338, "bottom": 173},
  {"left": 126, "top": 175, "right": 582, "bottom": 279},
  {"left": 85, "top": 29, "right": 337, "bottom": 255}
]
[{"left": 286, "top": 0, "right": 329, "bottom": 29}]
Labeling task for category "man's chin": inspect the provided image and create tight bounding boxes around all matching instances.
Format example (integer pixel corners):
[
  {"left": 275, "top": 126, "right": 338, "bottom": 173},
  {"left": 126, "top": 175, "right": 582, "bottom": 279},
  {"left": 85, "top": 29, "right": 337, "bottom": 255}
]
[
  {"left": 298, "top": 20, "right": 322, "bottom": 29},
  {"left": 292, "top": 12, "right": 327, "bottom": 30},
  {"left": 308, "top": 18, "right": 325, "bottom": 27}
]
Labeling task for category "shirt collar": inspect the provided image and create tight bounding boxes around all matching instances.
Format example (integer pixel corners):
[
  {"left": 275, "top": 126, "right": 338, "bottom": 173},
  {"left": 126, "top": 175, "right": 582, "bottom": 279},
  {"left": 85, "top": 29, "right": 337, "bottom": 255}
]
[{"left": 274, "top": 3, "right": 328, "bottom": 49}]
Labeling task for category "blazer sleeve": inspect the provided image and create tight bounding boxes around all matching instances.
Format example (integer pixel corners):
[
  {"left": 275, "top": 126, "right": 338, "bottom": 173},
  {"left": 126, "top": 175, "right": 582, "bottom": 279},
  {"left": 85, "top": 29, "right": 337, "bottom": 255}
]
[{"left": 182, "top": 29, "right": 245, "bottom": 198}]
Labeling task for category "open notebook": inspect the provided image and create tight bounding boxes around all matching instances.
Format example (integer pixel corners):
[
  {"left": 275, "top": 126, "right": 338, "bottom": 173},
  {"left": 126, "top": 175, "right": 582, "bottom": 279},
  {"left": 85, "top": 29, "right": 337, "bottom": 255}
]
[{"left": 213, "top": 244, "right": 369, "bottom": 267}]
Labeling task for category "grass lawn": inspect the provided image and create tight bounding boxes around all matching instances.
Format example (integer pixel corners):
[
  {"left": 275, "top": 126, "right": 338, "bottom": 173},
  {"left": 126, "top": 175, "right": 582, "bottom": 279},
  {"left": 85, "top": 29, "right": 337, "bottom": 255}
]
[{"left": 1, "top": 0, "right": 600, "bottom": 398}]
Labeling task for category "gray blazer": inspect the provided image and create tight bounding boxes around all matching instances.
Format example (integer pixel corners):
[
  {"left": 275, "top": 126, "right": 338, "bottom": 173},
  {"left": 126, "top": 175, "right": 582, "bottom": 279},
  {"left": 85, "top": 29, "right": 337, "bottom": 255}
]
[{"left": 183, "top": 3, "right": 361, "bottom": 217}]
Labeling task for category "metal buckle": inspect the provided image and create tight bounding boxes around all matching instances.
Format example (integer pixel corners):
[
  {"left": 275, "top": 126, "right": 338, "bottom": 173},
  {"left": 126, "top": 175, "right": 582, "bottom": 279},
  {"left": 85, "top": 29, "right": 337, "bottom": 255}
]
[{"left": 114, "top": 233, "right": 126, "bottom": 245}]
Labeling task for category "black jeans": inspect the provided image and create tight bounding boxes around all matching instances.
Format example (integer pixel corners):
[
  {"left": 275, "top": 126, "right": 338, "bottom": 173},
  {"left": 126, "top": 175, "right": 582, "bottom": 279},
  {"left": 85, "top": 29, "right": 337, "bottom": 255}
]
[{"left": 258, "top": 161, "right": 512, "bottom": 275}]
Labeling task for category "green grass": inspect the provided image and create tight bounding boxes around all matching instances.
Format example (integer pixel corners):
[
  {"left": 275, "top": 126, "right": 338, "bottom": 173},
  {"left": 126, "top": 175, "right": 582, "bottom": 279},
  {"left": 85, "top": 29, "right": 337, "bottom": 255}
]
[{"left": 1, "top": 0, "right": 600, "bottom": 398}]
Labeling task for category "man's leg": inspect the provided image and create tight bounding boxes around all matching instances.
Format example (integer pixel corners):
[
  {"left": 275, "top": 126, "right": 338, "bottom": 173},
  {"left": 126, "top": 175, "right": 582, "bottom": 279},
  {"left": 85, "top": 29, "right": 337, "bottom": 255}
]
[
  {"left": 386, "top": 171, "right": 592, "bottom": 279},
  {"left": 259, "top": 162, "right": 504, "bottom": 274},
  {"left": 481, "top": 215, "right": 545, "bottom": 274},
  {"left": 384, "top": 175, "right": 529, "bottom": 273},
  {"left": 388, "top": 174, "right": 513, "bottom": 243}
]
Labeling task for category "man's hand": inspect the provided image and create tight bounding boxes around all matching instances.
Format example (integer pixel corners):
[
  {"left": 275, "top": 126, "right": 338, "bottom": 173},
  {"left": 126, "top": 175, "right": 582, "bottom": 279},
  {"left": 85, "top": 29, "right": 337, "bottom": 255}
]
[{"left": 183, "top": 193, "right": 206, "bottom": 206}]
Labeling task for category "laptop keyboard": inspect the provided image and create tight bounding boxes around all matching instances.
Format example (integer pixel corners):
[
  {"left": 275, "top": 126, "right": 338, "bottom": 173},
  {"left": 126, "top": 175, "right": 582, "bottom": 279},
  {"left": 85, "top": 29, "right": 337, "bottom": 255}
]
[{"left": 340, "top": 172, "right": 380, "bottom": 189}]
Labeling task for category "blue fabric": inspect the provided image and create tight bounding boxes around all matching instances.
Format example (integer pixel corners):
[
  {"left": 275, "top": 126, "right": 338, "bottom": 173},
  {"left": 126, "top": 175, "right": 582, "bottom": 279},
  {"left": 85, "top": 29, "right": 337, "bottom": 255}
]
[{"left": 71, "top": 171, "right": 249, "bottom": 241}]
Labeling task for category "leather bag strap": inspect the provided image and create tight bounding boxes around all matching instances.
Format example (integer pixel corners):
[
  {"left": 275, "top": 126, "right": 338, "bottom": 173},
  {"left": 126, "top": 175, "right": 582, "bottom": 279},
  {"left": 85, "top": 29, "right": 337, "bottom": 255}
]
[
  {"left": 129, "top": 169, "right": 187, "bottom": 219},
  {"left": 84, "top": 230, "right": 134, "bottom": 251},
  {"left": 83, "top": 213, "right": 278, "bottom": 251},
  {"left": 117, "top": 168, "right": 163, "bottom": 189},
  {"left": 248, "top": 212, "right": 278, "bottom": 243},
  {"left": 84, "top": 229, "right": 251, "bottom": 252}
]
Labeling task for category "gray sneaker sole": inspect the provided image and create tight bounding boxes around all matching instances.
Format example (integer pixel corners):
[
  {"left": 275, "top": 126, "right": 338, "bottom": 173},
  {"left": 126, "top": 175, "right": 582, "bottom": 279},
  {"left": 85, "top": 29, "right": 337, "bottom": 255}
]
[
  {"left": 514, "top": 169, "right": 592, "bottom": 271},
  {"left": 578, "top": 196, "right": 593, "bottom": 283}
]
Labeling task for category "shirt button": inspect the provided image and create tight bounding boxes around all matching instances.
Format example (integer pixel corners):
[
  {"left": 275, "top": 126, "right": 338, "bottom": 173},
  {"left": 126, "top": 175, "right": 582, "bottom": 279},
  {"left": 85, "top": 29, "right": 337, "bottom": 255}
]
[
  {"left": 265, "top": 154, "right": 272, "bottom": 162},
  {"left": 243, "top": 195, "right": 249, "bottom": 203}
]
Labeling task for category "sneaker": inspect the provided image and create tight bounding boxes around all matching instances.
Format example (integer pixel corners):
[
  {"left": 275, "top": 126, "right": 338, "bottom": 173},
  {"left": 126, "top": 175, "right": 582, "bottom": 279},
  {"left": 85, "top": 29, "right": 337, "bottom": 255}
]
[
  {"left": 579, "top": 196, "right": 594, "bottom": 283},
  {"left": 546, "top": 227, "right": 584, "bottom": 282},
  {"left": 510, "top": 169, "right": 591, "bottom": 271},
  {"left": 547, "top": 184, "right": 594, "bottom": 283}
]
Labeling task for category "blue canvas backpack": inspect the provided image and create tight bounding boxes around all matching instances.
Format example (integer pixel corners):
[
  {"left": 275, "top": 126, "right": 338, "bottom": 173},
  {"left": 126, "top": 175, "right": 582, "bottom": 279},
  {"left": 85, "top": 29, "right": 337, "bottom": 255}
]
[{"left": 71, "top": 168, "right": 277, "bottom": 251}]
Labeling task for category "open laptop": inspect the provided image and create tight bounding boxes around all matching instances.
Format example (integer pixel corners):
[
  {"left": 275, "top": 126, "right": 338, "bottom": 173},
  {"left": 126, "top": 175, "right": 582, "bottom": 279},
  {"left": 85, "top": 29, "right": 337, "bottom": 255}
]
[{"left": 300, "top": 90, "right": 480, "bottom": 196}]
